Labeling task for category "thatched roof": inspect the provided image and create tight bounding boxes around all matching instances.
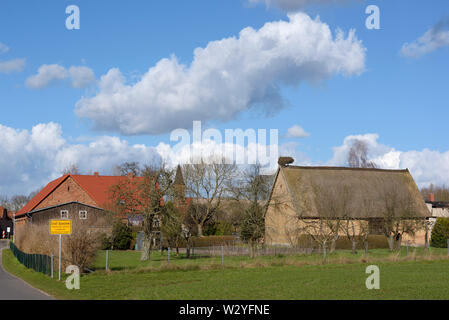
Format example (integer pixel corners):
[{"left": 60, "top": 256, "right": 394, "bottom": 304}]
[{"left": 278, "top": 166, "right": 430, "bottom": 219}]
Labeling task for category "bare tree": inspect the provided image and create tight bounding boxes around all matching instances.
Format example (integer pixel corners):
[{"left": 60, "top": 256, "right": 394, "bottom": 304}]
[
  {"left": 379, "top": 179, "right": 425, "bottom": 251},
  {"left": 347, "top": 140, "right": 377, "bottom": 168},
  {"left": 342, "top": 198, "right": 373, "bottom": 254},
  {"left": 0, "top": 195, "right": 10, "bottom": 210},
  {"left": 160, "top": 202, "right": 183, "bottom": 256},
  {"left": 9, "top": 195, "right": 29, "bottom": 212},
  {"left": 420, "top": 184, "right": 449, "bottom": 202},
  {"left": 183, "top": 157, "right": 237, "bottom": 237},
  {"left": 114, "top": 162, "right": 142, "bottom": 177},
  {"left": 237, "top": 164, "right": 272, "bottom": 258},
  {"left": 109, "top": 163, "right": 174, "bottom": 261},
  {"left": 62, "top": 163, "right": 80, "bottom": 175},
  {"left": 342, "top": 219, "right": 369, "bottom": 254},
  {"left": 294, "top": 179, "right": 346, "bottom": 259}
]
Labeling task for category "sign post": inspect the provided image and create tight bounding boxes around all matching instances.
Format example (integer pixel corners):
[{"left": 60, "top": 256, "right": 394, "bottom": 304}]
[{"left": 50, "top": 219, "right": 72, "bottom": 281}]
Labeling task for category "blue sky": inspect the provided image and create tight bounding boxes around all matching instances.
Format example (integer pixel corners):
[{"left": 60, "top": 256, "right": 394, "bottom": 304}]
[{"left": 0, "top": 0, "right": 448, "bottom": 196}]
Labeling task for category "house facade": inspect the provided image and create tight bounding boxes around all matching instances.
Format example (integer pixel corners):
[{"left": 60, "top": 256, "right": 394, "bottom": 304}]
[
  {"left": 15, "top": 172, "right": 143, "bottom": 230},
  {"left": 425, "top": 196, "right": 449, "bottom": 233},
  {"left": 265, "top": 161, "right": 431, "bottom": 247},
  {"left": 0, "top": 206, "right": 13, "bottom": 238}
]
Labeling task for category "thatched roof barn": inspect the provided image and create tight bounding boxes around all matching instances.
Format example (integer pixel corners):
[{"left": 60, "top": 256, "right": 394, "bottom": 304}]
[{"left": 265, "top": 163, "right": 431, "bottom": 246}]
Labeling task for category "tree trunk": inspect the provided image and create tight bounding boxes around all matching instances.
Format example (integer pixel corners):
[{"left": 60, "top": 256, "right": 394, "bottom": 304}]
[
  {"left": 197, "top": 224, "right": 203, "bottom": 237},
  {"left": 322, "top": 243, "right": 327, "bottom": 260},
  {"left": 140, "top": 233, "right": 152, "bottom": 261},
  {"left": 386, "top": 235, "right": 395, "bottom": 251},
  {"left": 424, "top": 222, "right": 429, "bottom": 251},
  {"left": 394, "top": 233, "right": 402, "bottom": 251},
  {"left": 351, "top": 239, "right": 357, "bottom": 254},
  {"left": 186, "top": 238, "right": 191, "bottom": 259},
  {"left": 251, "top": 242, "right": 256, "bottom": 259}
]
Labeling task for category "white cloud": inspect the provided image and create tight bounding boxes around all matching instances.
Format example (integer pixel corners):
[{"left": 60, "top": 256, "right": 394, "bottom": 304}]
[
  {"left": 328, "top": 133, "right": 449, "bottom": 188},
  {"left": 0, "top": 122, "right": 162, "bottom": 197},
  {"left": 75, "top": 12, "right": 366, "bottom": 135},
  {"left": 69, "top": 66, "right": 96, "bottom": 88},
  {"left": 286, "top": 125, "right": 310, "bottom": 138},
  {"left": 0, "top": 122, "right": 281, "bottom": 196},
  {"left": 0, "top": 43, "right": 9, "bottom": 54},
  {"left": 0, "top": 58, "right": 26, "bottom": 74},
  {"left": 1, "top": 123, "right": 449, "bottom": 197},
  {"left": 26, "top": 64, "right": 68, "bottom": 89},
  {"left": 26, "top": 64, "right": 95, "bottom": 89},
  {"left": 401, "top": 19, "right": 449, "bottom": 59},
  {"left": 248, "top": 0, "right": 359, "bottom": 12}
]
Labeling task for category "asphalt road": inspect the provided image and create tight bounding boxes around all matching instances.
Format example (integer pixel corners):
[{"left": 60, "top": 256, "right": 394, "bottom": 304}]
[{"left": 0, "top": 240, "right": 54, "bottom": 300}]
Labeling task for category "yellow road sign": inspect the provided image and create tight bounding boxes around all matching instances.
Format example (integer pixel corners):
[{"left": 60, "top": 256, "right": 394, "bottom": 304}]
[{"left": 50, "top": 219, "right": 72, "bottom": 235}]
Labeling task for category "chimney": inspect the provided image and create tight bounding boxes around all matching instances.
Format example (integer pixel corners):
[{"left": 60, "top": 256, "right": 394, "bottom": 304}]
[
  {"left": 94, "top": 172, "right": 99, "bottom": 177},
  {"left": 428, "top": 193, "right": 435, "bottom": 202},
  {"left": 127, "top": 172, "right": 134, "bottom": 178}
]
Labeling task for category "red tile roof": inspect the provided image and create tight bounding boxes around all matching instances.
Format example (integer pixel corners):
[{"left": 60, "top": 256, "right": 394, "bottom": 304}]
[
  {"left": 17, "top": 175, "right": 69, "bottom": 215},
  {"left": 17, "top": 174, "right": 144, "bottom": 215}
]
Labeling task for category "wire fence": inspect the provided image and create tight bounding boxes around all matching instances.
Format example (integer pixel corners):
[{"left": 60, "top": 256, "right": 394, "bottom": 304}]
[
  {"left": 184, "top": 245, "right": 317, "bottom": 258},
  {"left": 9, "top": 241, "right": 52, "bottom": 276}
]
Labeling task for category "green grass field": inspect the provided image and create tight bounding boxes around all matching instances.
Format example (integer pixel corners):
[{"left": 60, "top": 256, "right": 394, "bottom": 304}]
[{"left": 3, "top": 246, "right": 449, "bottom": 300}]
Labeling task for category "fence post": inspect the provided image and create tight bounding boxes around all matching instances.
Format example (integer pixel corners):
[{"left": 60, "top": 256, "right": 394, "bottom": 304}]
[
  {"left": 221, "top": 245, "right": 224, "bottom": 265},
  {"left": 106, "top": 250, "right": 109, "bottom": 272},
  {"left": 168, "top": 247, "right": 170, "bottom": 264},
  {"left": 447, "top": 239, "right": 449, "bottom": 256},
  {"left": 51, "top": 254, "right": 54, "bottom": 278},
  {"left": 365, "top": 242, "right": 369, "bottom": 257},
  {"left": 58, "top": 234, "right": 61, "bottom": 281}
]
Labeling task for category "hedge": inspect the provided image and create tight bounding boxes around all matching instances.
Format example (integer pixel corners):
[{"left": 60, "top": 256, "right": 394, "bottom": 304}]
[{"left": 296, "top": 235, "right": 389, "bottom": 250}]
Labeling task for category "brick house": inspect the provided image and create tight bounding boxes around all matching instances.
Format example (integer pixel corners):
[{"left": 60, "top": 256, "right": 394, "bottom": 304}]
[
  {"left": 15, "top": 172, "right": 143, "bottom": 230},
  {"left": 0, "top": 206, "right": 13, "bottom": 238}
]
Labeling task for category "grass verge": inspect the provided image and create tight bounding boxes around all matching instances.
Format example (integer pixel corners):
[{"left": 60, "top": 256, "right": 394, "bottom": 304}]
[{"left": 3, "top": 247, "right": 449, "bottom": 300}]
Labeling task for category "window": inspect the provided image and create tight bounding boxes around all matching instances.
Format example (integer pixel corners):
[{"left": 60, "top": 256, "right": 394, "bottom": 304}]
[
  {"left": 79, "top": 210, "right": 87, "bottom": 220},
  {"left": 60, "top": 210, "right": 69, "bottom": 219}
]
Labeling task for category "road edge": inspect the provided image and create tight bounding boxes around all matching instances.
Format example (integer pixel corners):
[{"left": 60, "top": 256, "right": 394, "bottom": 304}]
[{"left": 0, "top": 245, "right": 56, "bottom": 300}]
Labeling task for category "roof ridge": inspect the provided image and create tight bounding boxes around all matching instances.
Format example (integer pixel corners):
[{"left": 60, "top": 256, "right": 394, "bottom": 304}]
[
  {"left": 284, "top": 165, "right": 409, "bottom": 173},
  {"left": 16, "top": 174, "right": 70, "bottom": 215}
]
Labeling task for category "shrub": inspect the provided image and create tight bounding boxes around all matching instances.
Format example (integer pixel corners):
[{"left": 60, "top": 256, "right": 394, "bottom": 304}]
[
  {"left": 204, "top": 221, "right": 233, "bottom": 236},
  {"left": 431, "top": 218, "right": 449, "bottom": 248},
  {"left": 172, "top": 236, "right": 235, "bottom": 248},
  {"left": 15, "top": 218, "right": 103, "bottom": 272},
  {"left": 111, "top": 222, "right": 133, "bottom": 250},
  {"left": 295, "top": 235, "right": 389, "bottom": 250},
  {"left": 101, "top": 234, "right": 112, "bottom": 250},
  {"left": 129, "top": 232, "right": 137, "bottom": 250}
]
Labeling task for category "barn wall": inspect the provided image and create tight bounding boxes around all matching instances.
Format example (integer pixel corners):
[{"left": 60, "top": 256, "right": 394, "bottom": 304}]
[
  {"left": 30, "top": 202, "right": 111, "bottom": 229},
  {"left": 265, "top": 170, "right": 299, "bottom": 245},
  {"left": 35, "top": 177, "right": 97, "bottom": 211}
]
